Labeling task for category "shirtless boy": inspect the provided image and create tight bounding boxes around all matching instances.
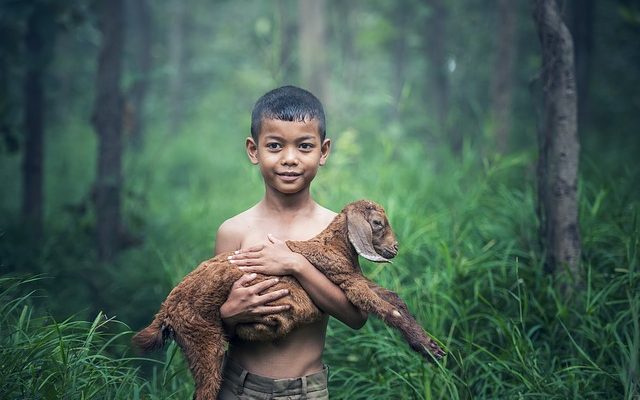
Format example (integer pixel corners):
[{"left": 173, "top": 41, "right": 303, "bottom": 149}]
[{"left": 214, "top": 86, "right": 367, "bottom": 399}]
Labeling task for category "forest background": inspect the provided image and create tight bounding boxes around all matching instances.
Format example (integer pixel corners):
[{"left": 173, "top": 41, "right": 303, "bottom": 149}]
[{"left": 1, "top": 0, "right": 639, "bottom": 398}]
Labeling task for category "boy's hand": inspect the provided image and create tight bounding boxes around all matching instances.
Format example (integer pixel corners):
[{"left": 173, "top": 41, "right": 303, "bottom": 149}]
[
  {"left": 220, "top": 273, "right": 291, "bottom": 332},
  {"left": 228, "top": 234, "right": 307, "bottom": 276}
]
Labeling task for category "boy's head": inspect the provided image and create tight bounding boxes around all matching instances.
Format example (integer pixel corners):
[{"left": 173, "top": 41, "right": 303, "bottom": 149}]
[
  {"left": 247, "top": 86, "right": 331, "bottom": 196},
  {"left": 250, "top": 85, "right": 326, "bottom": 142}
]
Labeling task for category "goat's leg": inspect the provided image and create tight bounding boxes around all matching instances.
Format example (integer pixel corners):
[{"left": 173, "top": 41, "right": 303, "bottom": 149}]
[
  {"left": 367, "top": 282, "right": 412, "bottom": 317},
  {"left": 176, "top": 324, "right": 228, "bottom": 400},
  {"left": 342, "top": 277, "right": 445, "bottom": 360},
  {"left": 370, "top": 282, "right": 445, "bottom": 359}
]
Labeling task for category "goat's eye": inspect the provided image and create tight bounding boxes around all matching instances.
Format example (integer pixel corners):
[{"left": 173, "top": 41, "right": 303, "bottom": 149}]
[{"left": 372, "top": 220, "right": 383, "bottom": 229}]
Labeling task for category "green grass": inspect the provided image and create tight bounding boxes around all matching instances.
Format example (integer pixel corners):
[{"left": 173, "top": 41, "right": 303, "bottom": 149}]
[
  {"left": 317, "top": 146, "right": 639, "bottom": 399},
  {"left": 0, "top": 276, "right": 196, "bottom": 399}
]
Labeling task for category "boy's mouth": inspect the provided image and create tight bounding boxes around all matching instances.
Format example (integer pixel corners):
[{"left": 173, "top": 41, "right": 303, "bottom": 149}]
[
  {"left": 276, "top": 171, "right": 302, "bottom": 181},
  {"left": 276, "top": 171, "right": 302, "bottom": 176}
]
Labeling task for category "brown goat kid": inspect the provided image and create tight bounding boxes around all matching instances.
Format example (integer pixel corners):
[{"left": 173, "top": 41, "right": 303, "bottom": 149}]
[{"left": 132, "top": 200, "right": 445, "bottom": 400}]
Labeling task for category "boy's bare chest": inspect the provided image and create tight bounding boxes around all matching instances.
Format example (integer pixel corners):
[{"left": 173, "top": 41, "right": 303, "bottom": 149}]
[{"left": 239, "top": 218, "right": 328, "bottom": 249}]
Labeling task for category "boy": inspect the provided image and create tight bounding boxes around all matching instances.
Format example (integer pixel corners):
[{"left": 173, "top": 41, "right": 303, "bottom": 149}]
[{"left": 214, "top": 86, "right": 367, "bottom": 399}]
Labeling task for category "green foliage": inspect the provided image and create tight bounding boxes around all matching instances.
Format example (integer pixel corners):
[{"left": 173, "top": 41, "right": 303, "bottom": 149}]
[
  {"left": 321, "top": 147, "right": 639, "bottom": 399},
  {"left": 0, "top": 276, "right": 195, "bottom": 399},
  {"left": 2, "top": 135, "right": 639, "bottom": 398}
]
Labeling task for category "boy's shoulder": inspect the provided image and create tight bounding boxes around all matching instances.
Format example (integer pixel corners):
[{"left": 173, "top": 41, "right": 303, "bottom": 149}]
[
  {"left": 311, "top": 204, "right": 338, "bottom": 224},
  {"left": 215, "top": 206, "right": 260, "bottom": 253},
  {"left": 219, "top": 208, "right": 258, "bottom": 234}
]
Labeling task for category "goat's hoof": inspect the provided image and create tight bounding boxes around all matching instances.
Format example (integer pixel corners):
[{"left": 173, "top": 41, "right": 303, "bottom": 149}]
[{"left": 421, "top": 342, "right": 446, "bottom": 361}]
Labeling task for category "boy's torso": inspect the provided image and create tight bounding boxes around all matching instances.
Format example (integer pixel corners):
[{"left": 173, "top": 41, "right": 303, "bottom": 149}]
[{"left": 225, "top": 202, "right": 336, "bottom": 378}]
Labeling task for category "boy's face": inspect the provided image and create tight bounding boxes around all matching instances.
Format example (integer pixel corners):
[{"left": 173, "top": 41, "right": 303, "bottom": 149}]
[{"left": 246, "top": 118, "right": 330, "bottom": 196}]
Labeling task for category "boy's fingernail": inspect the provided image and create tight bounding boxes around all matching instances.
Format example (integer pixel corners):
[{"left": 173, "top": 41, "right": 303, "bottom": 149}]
[
  {"left": 274, "top": 278, "right": 279, "bottom": 282},
  {"left": 227, "top": 256, "right": 233, "bottom": 260},
  {"left": 234, "top": 250, "right": 239, "bottom": 254},
  {"left": 238, "top": 266, "right": 247, "bottom": 270}
]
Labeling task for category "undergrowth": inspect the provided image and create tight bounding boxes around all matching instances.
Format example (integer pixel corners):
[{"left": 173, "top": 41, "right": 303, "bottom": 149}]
[{"left": 1, "top": 130, "right": 638, "bottom": 399}]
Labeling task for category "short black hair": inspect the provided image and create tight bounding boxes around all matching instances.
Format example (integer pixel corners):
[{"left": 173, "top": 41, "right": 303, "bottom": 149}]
[{"left": 250, "top": 85, "right": 326, "bottom": 141}]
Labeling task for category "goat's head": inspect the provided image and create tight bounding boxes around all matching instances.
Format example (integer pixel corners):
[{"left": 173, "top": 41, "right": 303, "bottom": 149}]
[{"left": 345, "top": 200, "right": 398, "bottom": 263}]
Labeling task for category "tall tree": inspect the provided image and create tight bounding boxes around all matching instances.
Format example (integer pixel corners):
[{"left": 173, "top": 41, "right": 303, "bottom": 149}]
[
  {"left": 298, "top": 0, "right": 328, "bottom": 102},
  {"left": 91, "top": 0, "right": 125, "bottom": 262},
  {"left": 1, "top": 5, "right": 24, "bottom": 156},
  {"left": 422, "top": 0, "right": 453, "bottom": 152},
  {"left": 532, "top": 0, "right": 582, "bottom": 290},
  {"left": 127, "top": 0, "right": 152, "bottom": 149},
  {"left": 22, "top": 2, "right": 56, "bottom": 240},
  {"left": 489, "top": 0, "right": 518, "bottom": 154}
]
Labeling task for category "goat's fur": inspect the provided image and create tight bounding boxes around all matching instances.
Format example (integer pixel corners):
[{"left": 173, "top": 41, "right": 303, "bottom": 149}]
[{"left": 132, "top": 200, "right": 445, "bottom": 400}]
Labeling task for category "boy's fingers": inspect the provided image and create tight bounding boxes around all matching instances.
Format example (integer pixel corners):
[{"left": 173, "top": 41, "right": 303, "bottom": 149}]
[
  {"left": 232, "top": 258, "right": 261, "bottom": 266},
  {"left": 234, "top": 273, "right": 257, "bottom": 287},
  {"left": 258, "top": 288, "right": 290, "bottom": 304},
  {"left": 229, "top": 252, "right": 261, "bottom": 260},
  {"left": 247, "top": 278, "right": 281, "bottom": 294}
]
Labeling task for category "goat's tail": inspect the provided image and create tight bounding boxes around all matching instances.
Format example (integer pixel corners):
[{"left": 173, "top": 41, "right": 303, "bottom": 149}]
[{"left": 132, "top": 316, "right": 168, "bottom": 352}]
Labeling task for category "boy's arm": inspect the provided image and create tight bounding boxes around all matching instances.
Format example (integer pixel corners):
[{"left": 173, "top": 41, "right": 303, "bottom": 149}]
[
  {"left": 229, "top": 235, "right": 368, "bottom": 329},
  {"left": 215, "top": 222, "right": 291, "bottom": 333}
]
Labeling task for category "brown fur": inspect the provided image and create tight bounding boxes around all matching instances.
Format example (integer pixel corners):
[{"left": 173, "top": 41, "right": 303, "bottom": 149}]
[{"left": 132, "top": 200, "right": 445, "bottom": 400}]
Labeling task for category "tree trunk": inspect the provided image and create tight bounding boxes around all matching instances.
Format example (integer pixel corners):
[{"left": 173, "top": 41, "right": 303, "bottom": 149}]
[
  {"left": 22, "top": 5, "right": 55, "bottom": 240},
  {"left": 127, "top": 0, "right": 152, "bottom": 150},
  {"left": 532, "top": 0, "right": 582, "bottom": 289},
  {"left": 168, "top": 0, "right": 186, "bottom": 134},
  {"left": 298, "top": 0, "right": 328, "bottom": 103},
  {"left": 489, "top": 0, "right": 518, "bottom": 154},
  {"left": 422, "top": 0, "right": 453, "bottom": 152},
  {"left": 91, "top": 0, "right": 125, "bottom": 262}
]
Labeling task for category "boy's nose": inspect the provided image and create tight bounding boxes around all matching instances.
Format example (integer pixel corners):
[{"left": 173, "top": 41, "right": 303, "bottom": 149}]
[{"left": 281, "top": 149, "right": 299, "bottom": 166}]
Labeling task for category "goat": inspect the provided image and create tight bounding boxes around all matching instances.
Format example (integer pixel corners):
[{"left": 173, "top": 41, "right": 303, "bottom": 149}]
[{"left": 132, "top": 199, "right": 445, "bottom": 400}]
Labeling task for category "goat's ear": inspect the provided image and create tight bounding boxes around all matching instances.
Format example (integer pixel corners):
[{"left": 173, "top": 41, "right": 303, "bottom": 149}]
[{"left": 347, "top": 208, "right": 389, "bottom": 263}]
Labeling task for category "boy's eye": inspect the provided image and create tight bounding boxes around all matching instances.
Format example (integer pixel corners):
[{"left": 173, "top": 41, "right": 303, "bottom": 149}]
[
  {"left": 299, "top": 143, "right": 314, "bottom": 150},
  {"left": 266, "top": 143, "right": 282, "bottom": 150}
]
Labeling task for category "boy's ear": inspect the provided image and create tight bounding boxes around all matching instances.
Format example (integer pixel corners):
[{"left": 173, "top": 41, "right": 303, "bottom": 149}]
[
  {"left": 246, "top": 137, "right": 259, "bottom": 164},
  {"left": 319, "top": 138, "right": 331, "bottom": 166}
]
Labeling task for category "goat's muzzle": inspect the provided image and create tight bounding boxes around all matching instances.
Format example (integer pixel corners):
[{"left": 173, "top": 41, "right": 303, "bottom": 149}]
[{"left": 380, "top": 242, "right": 399, "bottom": 260}]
